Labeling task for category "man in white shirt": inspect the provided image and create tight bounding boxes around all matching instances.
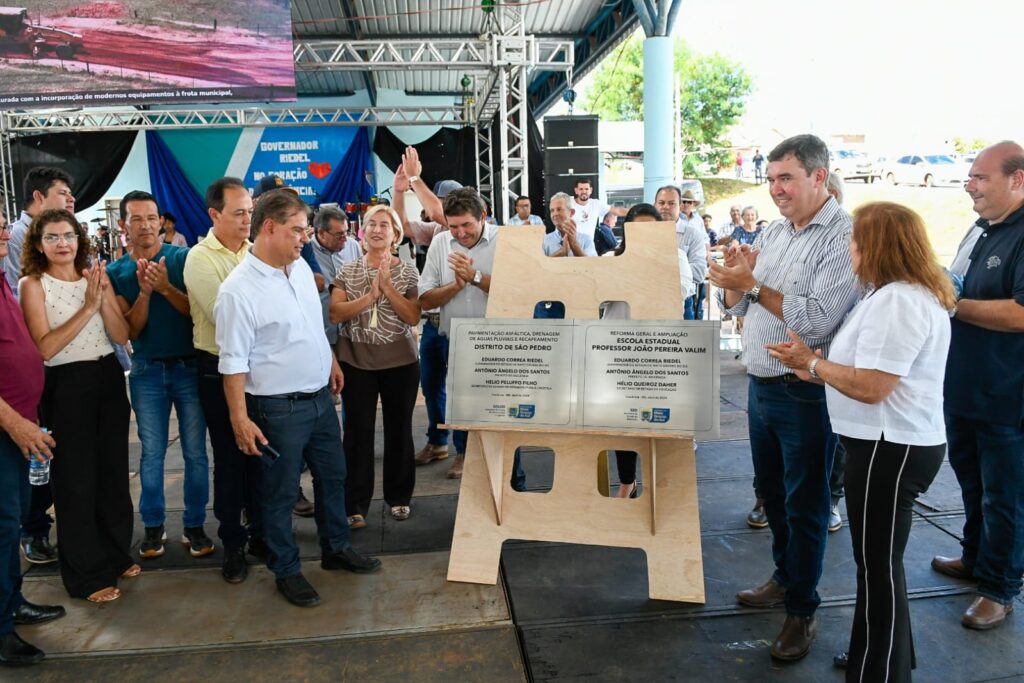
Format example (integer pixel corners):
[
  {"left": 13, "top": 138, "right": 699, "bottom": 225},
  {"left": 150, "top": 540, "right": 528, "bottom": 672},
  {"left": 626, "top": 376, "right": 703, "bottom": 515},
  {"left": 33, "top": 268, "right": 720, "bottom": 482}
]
[
  {"left": 215, "top": 189, "right": 381, "bottom": 608},
  {"left": 570, "top": 178, "right": 612, "bottom": 239},
  {"left": 508, "top": 196, "right": 544, "bottom": 226},
  {"left": 719, "top": 204, "right": 743, "bottom": 236},
  {"left": 655, "top": 186, "right": 708, "bottom": 319},
  {"left": 419, "top": 188, "right": 497, "bottom": 480}
]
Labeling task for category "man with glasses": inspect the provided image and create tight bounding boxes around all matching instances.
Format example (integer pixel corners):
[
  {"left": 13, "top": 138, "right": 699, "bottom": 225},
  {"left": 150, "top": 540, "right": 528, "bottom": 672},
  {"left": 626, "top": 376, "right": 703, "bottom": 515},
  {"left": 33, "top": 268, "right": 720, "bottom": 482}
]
[
  {"left": 216, "top": 189, "right": 380, "bottom": 607},
  {"left": 654, "top": 186, "right": 708, "bottom": 320},
  {"left": 311, "top": 206, "right": 360, "bottom": 346}
]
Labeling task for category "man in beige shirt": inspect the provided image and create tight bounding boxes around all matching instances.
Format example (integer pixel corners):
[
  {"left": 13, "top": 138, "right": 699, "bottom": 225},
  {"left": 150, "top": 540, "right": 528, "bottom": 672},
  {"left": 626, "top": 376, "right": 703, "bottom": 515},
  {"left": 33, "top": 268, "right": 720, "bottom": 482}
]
[{"left": 182, "top": 177, "right": 264, "bottom": 585}]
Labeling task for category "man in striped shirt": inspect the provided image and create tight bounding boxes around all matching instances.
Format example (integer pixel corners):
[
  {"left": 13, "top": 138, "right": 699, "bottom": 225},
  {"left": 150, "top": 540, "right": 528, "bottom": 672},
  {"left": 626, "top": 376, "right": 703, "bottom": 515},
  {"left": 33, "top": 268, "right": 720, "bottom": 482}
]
[{"left": 710, "top": 134, "right": 856, "bottom": 661}]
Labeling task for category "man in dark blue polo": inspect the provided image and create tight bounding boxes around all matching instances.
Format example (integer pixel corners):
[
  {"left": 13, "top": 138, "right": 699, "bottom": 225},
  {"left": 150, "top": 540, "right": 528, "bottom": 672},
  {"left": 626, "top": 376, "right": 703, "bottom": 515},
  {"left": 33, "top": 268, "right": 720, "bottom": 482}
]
[{"left": 934, "top": 140, "right": 1024, "bottom": 630}]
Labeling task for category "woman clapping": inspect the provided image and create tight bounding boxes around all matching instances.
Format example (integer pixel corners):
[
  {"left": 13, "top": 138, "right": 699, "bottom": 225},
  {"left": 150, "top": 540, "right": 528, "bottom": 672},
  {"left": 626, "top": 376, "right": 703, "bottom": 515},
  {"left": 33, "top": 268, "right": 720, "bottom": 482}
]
[
  {"left": 330, "top": 206, "right": 421, "bottom": 527},
  {"left": 19, "top": 209, "right": 136, "bottom": 603}
]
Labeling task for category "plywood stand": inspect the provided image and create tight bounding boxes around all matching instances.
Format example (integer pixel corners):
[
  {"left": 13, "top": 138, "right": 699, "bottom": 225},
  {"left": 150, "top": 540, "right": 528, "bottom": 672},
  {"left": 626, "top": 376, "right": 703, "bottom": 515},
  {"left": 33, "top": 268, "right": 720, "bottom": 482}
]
[{"left": 446, "top": 223, "right": 706, "bottom": 602}]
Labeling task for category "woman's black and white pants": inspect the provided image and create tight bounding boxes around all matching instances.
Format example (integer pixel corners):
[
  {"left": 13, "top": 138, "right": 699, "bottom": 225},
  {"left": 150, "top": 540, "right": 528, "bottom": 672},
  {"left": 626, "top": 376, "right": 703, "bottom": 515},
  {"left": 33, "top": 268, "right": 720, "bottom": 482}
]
[{"left": 842, "top": 435, "right": 945, "bottom": 683}]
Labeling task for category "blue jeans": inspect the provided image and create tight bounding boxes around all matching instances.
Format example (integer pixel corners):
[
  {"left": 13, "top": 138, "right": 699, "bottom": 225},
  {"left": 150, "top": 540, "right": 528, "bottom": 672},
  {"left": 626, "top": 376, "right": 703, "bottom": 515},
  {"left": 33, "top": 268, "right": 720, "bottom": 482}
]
[
  {"left": 129, "top": 357, "right": 209, "bottom": 529},
  {"left": 0, "top": 433, "right": 29, "bottom": 635},
  {"left": 747, "top": 376, "right": 833, "bottom": 616},
  {"left": 419, "top": 319, "right": 449, "bottom": 448},
  {"left": 694, "top": 283, "right": 706, "bottom": 321},
  {"left": 248, "top": 388, "right": 351, "bottom": 579},
  {"left": 683, "top": 295, "right": 697, "bottom": 320},
  {"left": 946, "top": 413, "right": 1024, "bottom": 604}
]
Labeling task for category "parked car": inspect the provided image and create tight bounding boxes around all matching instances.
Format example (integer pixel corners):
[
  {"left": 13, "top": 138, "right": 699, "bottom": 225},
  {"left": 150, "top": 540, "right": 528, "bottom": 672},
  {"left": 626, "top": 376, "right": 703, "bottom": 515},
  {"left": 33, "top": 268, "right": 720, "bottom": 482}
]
[
  {"left": 605, "top": 179, "right": 706, "bottom": 211},
  {"left": 830, "top": 149, "right": 878, "bottom": 183},
  {"left": 884, "top": 154, "right": 969, "bottom": 187}
]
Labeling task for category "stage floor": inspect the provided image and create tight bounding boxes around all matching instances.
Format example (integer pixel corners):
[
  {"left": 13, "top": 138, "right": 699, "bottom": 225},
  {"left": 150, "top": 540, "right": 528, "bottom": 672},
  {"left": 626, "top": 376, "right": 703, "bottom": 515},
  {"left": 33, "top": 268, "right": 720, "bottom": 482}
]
[{"left": 14, "top": 353, "right": 1024, "bottom": 682}]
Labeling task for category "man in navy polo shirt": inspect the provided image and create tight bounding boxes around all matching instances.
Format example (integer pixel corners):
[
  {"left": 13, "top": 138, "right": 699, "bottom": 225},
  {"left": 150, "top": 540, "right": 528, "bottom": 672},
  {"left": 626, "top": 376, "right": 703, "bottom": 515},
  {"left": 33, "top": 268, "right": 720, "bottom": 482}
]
[
  {"left": 107, "top": 191, "right": 212, "bottom": 561},
  {"left": 935, "top": 140, "right": 1024, "bottom": 630}
]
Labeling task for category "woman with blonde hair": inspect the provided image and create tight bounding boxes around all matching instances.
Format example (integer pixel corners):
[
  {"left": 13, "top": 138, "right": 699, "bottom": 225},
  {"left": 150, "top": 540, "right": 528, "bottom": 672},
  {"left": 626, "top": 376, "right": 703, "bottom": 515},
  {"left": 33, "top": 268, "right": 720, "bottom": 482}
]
[
  {"left": 768, "top": 202, "right": 954, "bottom": 682},
  {"left": 19, "top": 209, "right": 135, "bottom": 603},
  {"left": 330, "top": 205, "right": 421, "bottom": 526}
]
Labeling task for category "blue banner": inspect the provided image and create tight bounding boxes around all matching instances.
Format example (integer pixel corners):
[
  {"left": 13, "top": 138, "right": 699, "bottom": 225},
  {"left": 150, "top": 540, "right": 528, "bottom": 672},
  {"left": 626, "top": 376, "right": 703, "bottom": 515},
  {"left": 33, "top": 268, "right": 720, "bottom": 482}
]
[{"left": 245, "top": 126, "right": 362, "bottom": 204}]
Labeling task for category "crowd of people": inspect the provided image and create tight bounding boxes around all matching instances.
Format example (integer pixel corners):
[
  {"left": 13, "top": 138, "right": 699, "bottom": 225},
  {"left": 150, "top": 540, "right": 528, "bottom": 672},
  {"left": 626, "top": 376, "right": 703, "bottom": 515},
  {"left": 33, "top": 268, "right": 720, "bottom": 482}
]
[{"left": 0, "top": 134, "right": 1021, "bottom": 681}]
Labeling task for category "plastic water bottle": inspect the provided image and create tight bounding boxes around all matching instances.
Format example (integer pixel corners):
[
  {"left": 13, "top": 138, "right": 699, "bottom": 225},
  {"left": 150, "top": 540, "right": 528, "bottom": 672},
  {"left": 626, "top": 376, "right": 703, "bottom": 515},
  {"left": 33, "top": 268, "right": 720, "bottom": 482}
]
[{"left": 28, "top": 428, "right": 51, "bottom": 486}]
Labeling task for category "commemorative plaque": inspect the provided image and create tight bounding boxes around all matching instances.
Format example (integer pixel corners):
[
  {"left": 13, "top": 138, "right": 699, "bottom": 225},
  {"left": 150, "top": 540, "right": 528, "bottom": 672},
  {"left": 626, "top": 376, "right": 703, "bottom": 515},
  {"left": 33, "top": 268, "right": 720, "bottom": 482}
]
[{"left": 446, "top": 319, "right": 719, "bottom": 438}]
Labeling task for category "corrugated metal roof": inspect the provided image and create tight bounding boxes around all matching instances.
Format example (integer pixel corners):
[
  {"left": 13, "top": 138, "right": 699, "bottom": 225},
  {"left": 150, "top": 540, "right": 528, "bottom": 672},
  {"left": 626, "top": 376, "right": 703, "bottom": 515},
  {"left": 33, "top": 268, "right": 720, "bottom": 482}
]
[
  {"left": 292, "top": 0, "right": 598, "bottom": 39},
  {"left": 290, "top": 0, "right": 626, "bottom": 101}
]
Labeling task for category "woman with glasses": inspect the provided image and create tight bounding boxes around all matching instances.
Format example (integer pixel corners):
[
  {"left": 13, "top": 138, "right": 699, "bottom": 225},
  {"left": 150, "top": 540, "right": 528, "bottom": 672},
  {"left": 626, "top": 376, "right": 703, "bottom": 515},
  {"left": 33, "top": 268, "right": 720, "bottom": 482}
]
[
  {"left": 329, "top": 205, "right": 421, "bottom": 526},
  {"left": 18, "top": 209, "right": 135, "bottom": 603}
]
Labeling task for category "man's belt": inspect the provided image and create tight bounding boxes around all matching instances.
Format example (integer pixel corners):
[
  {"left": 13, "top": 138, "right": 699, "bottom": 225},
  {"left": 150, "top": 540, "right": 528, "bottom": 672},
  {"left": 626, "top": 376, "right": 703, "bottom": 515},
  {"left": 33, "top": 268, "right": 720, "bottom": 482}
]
[
  {"left": 423, "top": 313, "right": 441, "bottom": 328},
  {"left": 752, "top": 373, "right": 802, "bottom": 385},
  {"left": 248, "top": 387, "right": 326, "bottom": 402},
  {"left": 149, "top": 355, "right": 193, "bottom": 365}
]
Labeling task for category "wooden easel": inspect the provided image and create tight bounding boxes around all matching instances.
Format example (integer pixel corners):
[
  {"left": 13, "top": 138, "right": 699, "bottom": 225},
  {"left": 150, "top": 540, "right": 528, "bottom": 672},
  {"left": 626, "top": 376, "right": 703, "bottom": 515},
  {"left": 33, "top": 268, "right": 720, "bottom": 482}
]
[{"left": 445, "top": 223, "right": 706, "bottom": 603}]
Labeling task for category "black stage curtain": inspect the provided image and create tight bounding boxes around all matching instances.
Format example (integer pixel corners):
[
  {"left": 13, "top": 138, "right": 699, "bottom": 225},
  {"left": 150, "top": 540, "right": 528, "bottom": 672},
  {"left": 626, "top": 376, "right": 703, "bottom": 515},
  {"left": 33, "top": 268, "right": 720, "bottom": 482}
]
[
  {"left": 12, "top": 131, "right": 136, "bottom": 212},
  {"left": 373, "top": 111, "right": 545, "bottom": 225},
  {"left": 373, "top": 126, "right": 476, "bottom": 195}
]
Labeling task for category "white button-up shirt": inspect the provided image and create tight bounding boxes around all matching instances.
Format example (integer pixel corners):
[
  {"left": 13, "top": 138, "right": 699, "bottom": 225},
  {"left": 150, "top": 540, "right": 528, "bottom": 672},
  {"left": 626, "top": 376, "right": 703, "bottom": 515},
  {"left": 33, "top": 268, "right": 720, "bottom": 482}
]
[
  {"left": 418, "top": 224, "right": 498, "bottom": 336},
  {"left": 215, "top": 252, "right": 332, "bottom": 395}
]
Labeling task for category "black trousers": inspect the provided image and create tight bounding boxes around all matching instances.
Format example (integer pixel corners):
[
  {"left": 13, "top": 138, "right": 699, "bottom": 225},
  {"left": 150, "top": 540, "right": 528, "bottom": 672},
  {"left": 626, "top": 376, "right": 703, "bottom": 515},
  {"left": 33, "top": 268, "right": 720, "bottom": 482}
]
[
  {"left": 41, "top": 354, "right": 134, "bottom": 598},
  {"left": 340, "top": 360, "right": 418, "bottom": 517},
  {"left": 20, "top": 478, "right": 52, "bottom": 539},
  {"left": 613, "top": 451, "right": 638, "bottom": 486},
  {"left": 843, "top": 435, "right": 944, "bottom": 683},
  {"left": 197, "top": 350, "right": 263, "bottom": 551}
]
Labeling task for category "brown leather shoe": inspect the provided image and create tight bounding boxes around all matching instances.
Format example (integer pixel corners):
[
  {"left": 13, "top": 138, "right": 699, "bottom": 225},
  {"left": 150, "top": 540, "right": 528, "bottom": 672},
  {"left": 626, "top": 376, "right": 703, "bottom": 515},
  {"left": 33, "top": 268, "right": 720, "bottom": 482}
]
[
  {"left": 415, "top": 443, "right": 449, "bottom": 466},
  {"left": 446, "top": 453, "right": 465, "bottom": 479},
  {"left": 770, "top": 615, "right": 817, "bottom": 660},
  {"left": 962, "top": 595, "right": 1013, "bottom": 630},
  {"left": 736, "top": 578, "right": 786, "bottom": 608},
  {"left": 931, "top": 555, "right": 973, "bottom": 580}
]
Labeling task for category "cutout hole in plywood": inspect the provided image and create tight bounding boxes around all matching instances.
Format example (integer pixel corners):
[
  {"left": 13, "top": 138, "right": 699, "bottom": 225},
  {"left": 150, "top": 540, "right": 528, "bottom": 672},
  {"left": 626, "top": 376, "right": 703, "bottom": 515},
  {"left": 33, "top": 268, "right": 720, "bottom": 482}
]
[
  {"left": 598, "top": 300, "right": 630, "bottom": 319},
  {"left": 599, "top": 449, "right": 643, "bottom": 498},
  {"left": 511, "top": 446, "right": 553, "bottom": 493},
  {"left": 532, "top": 301, "right": 565, "bottom": 319}
]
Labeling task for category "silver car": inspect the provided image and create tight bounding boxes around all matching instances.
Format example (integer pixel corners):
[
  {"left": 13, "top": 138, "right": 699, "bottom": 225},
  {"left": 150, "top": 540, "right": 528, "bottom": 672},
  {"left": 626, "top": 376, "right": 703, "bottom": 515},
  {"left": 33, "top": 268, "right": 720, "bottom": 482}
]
[
  {"left": 830, "top": 149, "right": 878, "bottom": 183},
  {"left": 885, "top": 154, "right": 969, "bottom": 187}
]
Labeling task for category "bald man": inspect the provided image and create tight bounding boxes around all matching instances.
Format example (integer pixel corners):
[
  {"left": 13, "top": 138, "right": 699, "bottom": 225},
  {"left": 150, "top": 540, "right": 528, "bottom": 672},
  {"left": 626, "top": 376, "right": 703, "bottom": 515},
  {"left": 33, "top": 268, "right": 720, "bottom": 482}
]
[{"left": 935, "top": 140, "right": 1024, "bottom": 630}]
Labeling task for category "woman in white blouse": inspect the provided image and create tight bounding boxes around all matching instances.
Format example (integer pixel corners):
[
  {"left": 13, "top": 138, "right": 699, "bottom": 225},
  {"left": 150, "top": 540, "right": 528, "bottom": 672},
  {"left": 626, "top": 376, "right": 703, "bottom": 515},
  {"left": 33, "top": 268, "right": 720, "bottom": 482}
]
[
  {"left": 768, "top": 202, "right": 954, "bottom": 683},
  {"left": 19, "top": 209, "right": 134, "bottom": 603}
]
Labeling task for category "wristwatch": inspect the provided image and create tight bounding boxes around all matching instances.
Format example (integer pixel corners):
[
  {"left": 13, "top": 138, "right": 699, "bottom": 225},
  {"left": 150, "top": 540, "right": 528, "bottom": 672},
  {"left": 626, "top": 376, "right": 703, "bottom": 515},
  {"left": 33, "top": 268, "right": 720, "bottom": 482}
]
[
  {"left": 407, "top": 175, "right": 420, "bottom": 183},
  {"left": 808, "top": 358, "right": 821, "bottom": 379},
  {"left": 471, "top": 269, "right": 483, "bottom": 286},
  {"left": 744, "top": 282, "right": 763, "bottom": 303}
]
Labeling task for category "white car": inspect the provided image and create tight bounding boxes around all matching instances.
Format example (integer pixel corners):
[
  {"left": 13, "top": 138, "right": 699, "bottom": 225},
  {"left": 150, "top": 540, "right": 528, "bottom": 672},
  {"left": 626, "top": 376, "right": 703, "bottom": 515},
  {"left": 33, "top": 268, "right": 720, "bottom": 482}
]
[
  {"left": 885, "top": 154, "right": 969, "bottom": 187},
  {"left": 830, "top": 149, "right": 878, "bottom": 183}
]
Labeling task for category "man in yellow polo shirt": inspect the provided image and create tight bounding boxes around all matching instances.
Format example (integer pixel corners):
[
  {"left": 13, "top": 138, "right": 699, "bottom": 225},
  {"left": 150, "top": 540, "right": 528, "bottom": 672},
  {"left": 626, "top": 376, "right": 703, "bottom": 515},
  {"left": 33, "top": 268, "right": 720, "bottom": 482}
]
[{"left": 183, "top": 177, "right": 264, "bottom": 585}]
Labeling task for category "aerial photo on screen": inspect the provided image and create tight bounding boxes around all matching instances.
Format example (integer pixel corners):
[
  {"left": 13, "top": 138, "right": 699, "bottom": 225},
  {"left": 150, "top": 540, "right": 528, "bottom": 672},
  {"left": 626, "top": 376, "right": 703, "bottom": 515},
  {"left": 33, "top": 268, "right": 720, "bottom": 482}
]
[{"left": 0, "top": 0, "right": 296, "bottom": 109}]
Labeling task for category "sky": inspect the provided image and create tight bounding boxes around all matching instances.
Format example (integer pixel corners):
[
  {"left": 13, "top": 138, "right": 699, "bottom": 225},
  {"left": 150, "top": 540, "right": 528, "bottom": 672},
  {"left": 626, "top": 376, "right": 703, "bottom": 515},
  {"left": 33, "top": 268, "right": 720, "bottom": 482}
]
[{"left": 579, "top": 0, "right": 1023, "bottom": 150}]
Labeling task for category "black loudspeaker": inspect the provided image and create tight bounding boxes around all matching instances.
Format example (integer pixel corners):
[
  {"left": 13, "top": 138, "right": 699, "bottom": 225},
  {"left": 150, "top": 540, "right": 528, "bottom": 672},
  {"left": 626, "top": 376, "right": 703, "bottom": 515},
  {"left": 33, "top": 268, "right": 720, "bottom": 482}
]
[
  {"left": 544, "top": 115, "right": 600, "bottom": 200},
  {"left": 545, "top": 116, "right": 599, "bottom": 148}
]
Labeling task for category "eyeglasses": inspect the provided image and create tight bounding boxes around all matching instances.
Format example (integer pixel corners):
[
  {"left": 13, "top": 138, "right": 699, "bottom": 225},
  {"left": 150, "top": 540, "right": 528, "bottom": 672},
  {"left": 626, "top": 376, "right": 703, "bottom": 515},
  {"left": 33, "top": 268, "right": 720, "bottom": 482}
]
[
  {"left": 41, "top": 232, "right": 77, "bottom": 245},
  {"left": 290, "top": 226, "right": 314, "bottom": 238},
  {"left": 325, "top": 231, "right": 347, "bottom": 239}
]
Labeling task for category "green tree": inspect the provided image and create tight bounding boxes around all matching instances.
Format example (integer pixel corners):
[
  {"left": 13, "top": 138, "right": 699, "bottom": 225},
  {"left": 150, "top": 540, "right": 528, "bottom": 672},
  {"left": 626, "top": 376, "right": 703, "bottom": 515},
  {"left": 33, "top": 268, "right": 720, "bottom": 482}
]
[
  {"left": 952, "top": 136, "right": 990, "bottom": 155},
  {"left": 581, "top": 34, "right": 752, "bottom": 174}
]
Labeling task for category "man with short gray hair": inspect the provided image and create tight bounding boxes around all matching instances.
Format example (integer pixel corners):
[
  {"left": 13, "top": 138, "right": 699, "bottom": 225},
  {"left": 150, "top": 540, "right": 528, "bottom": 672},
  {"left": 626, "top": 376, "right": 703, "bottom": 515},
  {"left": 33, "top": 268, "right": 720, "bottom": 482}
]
[
  {"left": 543, "top": 193, "right": 596, "bottom": 257},
  {"left": 826, "top": 173, "right": 845, "bottom": 206},
  {"left": 311, "top": 206, "right": 360, "bottom": 345},
  {"left": 709, "top": 133, "right": 856, "bottom": 661}
]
